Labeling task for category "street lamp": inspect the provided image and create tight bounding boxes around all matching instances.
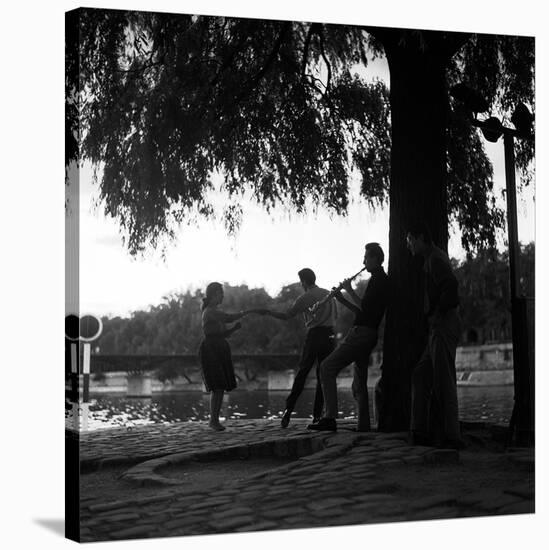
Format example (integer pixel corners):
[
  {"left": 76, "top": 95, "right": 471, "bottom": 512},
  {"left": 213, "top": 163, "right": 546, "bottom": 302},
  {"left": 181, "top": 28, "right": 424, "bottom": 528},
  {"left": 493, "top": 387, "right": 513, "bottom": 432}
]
[{"left": 451, "top": 84, "right": 535, "bottom": 446}]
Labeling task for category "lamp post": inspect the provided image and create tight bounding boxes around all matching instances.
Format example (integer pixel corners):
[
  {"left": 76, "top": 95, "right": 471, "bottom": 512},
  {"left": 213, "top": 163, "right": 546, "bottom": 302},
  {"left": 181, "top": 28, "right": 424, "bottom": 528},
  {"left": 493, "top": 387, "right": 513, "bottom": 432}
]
[{"left": 451, "top": 85, "right": 535, "bottom": 446}]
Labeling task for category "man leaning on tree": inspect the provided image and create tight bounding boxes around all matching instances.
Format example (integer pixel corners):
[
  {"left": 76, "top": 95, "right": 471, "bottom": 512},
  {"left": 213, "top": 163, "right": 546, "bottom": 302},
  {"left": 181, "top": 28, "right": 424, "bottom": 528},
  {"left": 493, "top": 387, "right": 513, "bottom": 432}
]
[{"left": 406, "top": 222, "right": 463, "bottom": 450}]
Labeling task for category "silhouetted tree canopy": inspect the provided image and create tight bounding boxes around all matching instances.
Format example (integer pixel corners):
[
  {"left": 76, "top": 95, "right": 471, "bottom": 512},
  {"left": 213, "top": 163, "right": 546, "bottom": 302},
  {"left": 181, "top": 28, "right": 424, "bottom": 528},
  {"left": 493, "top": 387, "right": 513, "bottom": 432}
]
[{"left": 66, "top": 9, "right": 534, "bottom": 255}]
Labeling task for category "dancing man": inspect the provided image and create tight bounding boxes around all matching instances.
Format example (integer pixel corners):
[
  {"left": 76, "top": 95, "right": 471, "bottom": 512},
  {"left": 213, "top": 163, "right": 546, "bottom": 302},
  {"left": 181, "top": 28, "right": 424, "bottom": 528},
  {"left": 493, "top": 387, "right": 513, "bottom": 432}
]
[
  {"left": 266, "top": 268, "right": 337, "bottom": 427},
  {"left": 309, "top": 243, "right": 389, "bottom": 432}
]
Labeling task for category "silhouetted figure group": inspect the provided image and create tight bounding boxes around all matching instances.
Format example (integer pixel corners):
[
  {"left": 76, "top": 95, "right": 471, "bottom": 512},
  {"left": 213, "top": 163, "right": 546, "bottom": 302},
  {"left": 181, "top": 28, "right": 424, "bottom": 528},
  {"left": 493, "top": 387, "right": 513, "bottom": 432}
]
[{"left": 199, "top": 224, "right": 462, "bottom": 449}]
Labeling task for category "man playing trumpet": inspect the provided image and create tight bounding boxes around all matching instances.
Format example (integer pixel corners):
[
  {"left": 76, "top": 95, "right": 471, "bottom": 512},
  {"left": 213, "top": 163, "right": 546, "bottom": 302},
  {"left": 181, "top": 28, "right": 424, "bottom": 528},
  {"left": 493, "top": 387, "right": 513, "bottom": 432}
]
[{"left": 309, "top": 242, "right": 390, "bottom": 432}]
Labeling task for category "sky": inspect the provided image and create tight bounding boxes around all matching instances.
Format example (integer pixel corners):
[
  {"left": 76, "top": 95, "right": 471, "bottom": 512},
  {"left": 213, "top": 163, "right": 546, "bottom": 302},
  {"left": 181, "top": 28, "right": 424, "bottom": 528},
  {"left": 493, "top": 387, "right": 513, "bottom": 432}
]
[{"left": 75, "top": 53, "right": 535, "bottom": 319}]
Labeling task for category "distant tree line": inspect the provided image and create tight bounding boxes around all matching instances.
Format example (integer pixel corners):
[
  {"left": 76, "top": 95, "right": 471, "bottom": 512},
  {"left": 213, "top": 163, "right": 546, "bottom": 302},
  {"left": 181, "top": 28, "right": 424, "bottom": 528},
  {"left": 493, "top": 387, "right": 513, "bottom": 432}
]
[
  {"left": 96, "top": 243, "right": 534, "bottom": 355},
  {"left": 97, "top": 281, "right": 365, "bottom": 355},
  {"left": 455, "top": 242, "right": 534, "bottom": 344}
]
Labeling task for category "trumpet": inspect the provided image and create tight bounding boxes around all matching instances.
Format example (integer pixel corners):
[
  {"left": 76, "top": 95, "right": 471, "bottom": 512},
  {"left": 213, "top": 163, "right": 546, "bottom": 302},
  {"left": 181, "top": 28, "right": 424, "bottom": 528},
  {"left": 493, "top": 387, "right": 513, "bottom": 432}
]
[{"left": 309, "top": 267, "right": 367, "bottom": 313}]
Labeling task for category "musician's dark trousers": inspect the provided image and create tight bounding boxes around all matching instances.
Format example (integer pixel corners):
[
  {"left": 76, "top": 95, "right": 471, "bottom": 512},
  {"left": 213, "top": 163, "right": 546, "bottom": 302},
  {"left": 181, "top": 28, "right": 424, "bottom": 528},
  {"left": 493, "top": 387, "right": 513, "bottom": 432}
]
[
  {"left": 285, "top": 326, "right": 335, "bottom": 419},
  {"left": 320, "top": 326, "right": 378, "bottom": 429},
  {"left": 411, "top": 309, "right": 461, "bottom": 442}
]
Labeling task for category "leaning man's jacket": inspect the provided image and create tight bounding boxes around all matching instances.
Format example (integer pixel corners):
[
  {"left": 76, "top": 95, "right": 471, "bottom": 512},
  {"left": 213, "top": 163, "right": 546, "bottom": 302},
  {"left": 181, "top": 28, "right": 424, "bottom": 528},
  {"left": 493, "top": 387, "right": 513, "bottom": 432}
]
[{"left": 423, "top": 246, "right": 459, "bottom": 317}]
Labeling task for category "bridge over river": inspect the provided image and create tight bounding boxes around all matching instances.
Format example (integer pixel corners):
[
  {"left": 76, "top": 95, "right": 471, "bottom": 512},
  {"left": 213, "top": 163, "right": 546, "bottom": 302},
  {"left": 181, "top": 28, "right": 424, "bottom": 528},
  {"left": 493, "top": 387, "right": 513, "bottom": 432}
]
[{"left": 78, "top": 343, "right": 514, "bottom": 398}]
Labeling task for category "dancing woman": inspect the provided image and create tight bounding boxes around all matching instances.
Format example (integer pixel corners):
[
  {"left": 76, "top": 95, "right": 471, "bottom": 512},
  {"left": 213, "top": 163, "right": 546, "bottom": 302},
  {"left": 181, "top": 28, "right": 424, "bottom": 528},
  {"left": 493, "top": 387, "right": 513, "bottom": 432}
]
[{"left": 198, "top": 282, "right": 264, "bottom": 431}]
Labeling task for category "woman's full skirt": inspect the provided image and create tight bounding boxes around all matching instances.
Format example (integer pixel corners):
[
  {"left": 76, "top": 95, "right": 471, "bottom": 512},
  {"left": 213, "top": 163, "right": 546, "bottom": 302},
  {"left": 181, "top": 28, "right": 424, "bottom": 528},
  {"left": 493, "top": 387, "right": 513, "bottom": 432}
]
[{"left": 198, "top": 335, "right": 237, "bottom": 392}]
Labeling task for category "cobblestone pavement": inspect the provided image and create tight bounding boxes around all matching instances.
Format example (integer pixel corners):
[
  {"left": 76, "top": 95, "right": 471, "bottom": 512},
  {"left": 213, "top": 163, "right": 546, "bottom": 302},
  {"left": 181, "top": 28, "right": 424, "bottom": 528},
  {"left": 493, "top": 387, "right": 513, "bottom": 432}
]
[{"left": 76, "top": 419, "right": 535, "bottom": 542}]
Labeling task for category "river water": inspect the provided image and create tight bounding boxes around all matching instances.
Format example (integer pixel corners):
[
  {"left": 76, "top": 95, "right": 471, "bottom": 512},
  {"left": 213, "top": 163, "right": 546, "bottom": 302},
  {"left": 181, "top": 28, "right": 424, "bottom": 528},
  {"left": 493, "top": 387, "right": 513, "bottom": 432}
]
[{"left": 77, "top": 386, "right": 515, "bottom": 431}]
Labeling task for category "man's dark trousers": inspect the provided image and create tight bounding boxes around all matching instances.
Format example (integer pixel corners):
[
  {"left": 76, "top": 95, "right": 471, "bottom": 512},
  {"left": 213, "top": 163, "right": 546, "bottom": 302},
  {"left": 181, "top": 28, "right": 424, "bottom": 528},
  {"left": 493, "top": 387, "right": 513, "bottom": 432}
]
[
  {"left": 411, "top": 309, "right": 461, "bottom": 442},
  {"left": 286, "top": 326, "right": 335, "bottom": 418}
]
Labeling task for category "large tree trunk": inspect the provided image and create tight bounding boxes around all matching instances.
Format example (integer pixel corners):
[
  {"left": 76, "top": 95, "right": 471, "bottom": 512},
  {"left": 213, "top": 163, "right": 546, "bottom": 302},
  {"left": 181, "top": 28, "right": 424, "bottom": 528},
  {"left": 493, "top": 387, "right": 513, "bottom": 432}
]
[{"left": 376, "top": 42, "right": 450, "bottom": 431}]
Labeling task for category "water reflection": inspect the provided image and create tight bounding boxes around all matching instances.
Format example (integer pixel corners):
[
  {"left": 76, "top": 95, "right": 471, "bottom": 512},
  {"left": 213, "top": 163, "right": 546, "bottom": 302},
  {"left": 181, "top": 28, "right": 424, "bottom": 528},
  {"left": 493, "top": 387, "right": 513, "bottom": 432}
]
[
  {"left": 458, "top": 386, "right": 515, "bottom": 424},
  {"left": 67, "top": 385, "right": 516, "bottom": 431}
]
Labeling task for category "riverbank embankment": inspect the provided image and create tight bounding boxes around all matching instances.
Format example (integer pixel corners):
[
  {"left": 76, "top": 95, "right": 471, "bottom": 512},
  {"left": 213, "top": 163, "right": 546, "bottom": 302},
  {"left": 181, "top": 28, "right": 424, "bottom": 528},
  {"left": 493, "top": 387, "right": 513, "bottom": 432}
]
[{"left": 74, "top": 418, "right": 534, "bottom": 542}]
